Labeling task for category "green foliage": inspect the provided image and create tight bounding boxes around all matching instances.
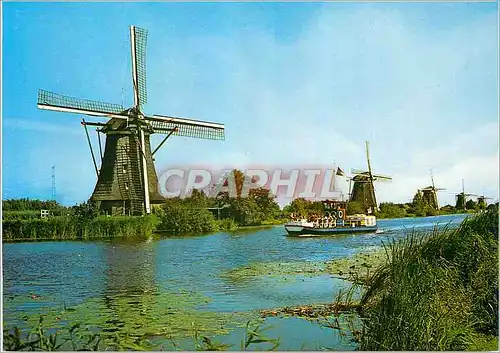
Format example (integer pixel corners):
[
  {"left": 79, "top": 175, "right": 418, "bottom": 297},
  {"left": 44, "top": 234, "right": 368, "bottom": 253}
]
[
  {"left": 215, "top": 218, "right": 238, "bottom": 231},
  {"left": 283, "top": 198, "right": 324, "bottom": 218},
  {"left": 156, "top": 196, "right": 218, "bottom": 235},
  {"left": 439, "top": 204, "right": 456, "bottom": 214},
  {"left": 241, "top": 320, "right": 280, "bottom": 351},
  {"left": 71, "top": 200, "right": 100, "bottom": 221},
  {"left": 360, "top": 210, "right": 499, "bottom": 350},
  {"left": 3, "top": 316, "right": 279, "bottom": 352},
  {"left": 346, "top": 201, "right": 366, "bottom": 215},
  {"left": 3, "top": 317, "right": 102, "bottom": 351},
  {"left": 487, "top": 202, "right": 498, "bottom": 212},
  {"left": 227, "top": 197, "right": 260, "bottom": 225},
  {"left": 249, "top": 187, "right": 281, "bottom": 221},
  {"left": 378, "top": 203, "right": 407, "bottom": 219},
  {"left": 159, "top": 170, "right": 281, "bottom": 231},
  {"left": 409, "top": 191, "right": 429, "bottom": 217},
  {"left": 2, "top": 216, "right": 157, "bottom": 241},
  {"left": 2, "top": 198, "right": 63, "bottom": 211},
  {"left": 465, "top": 199, "right": 477, "bottom": 211},
  {"left": 2, "top": 210, "right": 41, "bottom": 221}
]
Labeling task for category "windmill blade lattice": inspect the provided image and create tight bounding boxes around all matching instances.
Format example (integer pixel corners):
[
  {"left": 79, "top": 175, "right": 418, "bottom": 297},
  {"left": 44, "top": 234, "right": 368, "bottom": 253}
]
[
  {"left": 132, "top": 27, "right": 148, "bottom": 106},
  {"left": 147, "top": 116, "right": 225, "bottom": 140},
  {"left": 38, "top": 89, "right": 125, "bottom": 116},
  {"left": 372, "top": 174, "right": 392, "bottom": 181}
]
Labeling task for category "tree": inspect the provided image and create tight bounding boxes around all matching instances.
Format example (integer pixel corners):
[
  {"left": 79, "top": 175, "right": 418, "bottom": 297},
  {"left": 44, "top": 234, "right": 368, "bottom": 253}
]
[
  {"left": 347, "top": 201, "right": 365, "bottom": 215},
  {"left": 72, "top": 200, "right": 99, "bottom": 221},
  {"left": 284, "top": 198, "right": 309, "bottom": 218},
  {"left": 477, "top": 198, "right": 487, "bottom": 211},
  {"left": 228, "top": 197, "right": 259, "bottom": 225},
  {"left": 249, "top": 187, "right": 280, "bottom": 220},
  {"left": 487, "top": 202, "right": 498, "bottom": 212},
  {"left": 157, "top": 196, "right": 217, "bottom": 234},
  {"left": 465, "top": 199, "right": 477, "bottom": 211},
  {"left": 379, "top": 202, "right": 407, "bottom": 219},
  {"left": 409, "top": 191, "right": 428, "bottom": 217},
  {"left": 187, "top": 189, "right": 209, "bottom": 208}
]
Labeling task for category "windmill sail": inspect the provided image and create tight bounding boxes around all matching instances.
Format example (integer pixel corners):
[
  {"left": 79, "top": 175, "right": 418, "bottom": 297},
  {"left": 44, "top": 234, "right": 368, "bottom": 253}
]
[
  {"left": 349, "top": 141, "right": 391, "bottom": 213},
  {"left": 148, "top": 115, "right": 225, "bottom": 140},
  {"left": 37, "top": 89, "right": 126, "bottom": 118},
  {"left": 130, "top": 26, "right": 148, "bottom": 107},
  {"left": 37, "top": 25, "right": 226, "bottom": 216}
]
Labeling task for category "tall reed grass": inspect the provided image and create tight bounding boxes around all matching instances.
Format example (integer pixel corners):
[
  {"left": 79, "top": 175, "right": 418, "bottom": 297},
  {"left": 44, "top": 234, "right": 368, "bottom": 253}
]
[
  {"left": 2, "top": 215, "right": 157, "bottom": 241},
  {"left": 359, "top": 210, "right": 498, "bottom": 350}
]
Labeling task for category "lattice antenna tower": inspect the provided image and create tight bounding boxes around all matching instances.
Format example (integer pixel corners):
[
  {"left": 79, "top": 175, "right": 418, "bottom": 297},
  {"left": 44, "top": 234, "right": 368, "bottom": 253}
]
[{"left": 51, "top": 165, "right": 56, "bottom": 201}]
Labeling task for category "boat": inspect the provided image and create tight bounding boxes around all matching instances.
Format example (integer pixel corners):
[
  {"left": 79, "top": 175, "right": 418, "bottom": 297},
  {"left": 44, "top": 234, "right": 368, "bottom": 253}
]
[{"left": 284, "top": 200, "right": 378, "bottom": 237}]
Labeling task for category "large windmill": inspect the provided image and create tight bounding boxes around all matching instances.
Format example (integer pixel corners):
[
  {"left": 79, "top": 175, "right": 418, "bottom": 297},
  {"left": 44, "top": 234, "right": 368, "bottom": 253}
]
[
  {"left": 454, "top": 179, "right": 477, "bottom": 210},
  {"left": 37, "top": 26, "right": 225, "bottom": 216},
  {"left": 348, "top": 141, "right": 392, "bottom": 214},
  {"left": 418, "top": 170, "right": 445, "bottom": 210}
]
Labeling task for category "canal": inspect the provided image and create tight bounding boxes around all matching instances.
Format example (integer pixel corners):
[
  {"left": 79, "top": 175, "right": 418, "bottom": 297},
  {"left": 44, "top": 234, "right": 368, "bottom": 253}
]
[{"left": 3, "top": 214, "right": 468, "bottom": 350}]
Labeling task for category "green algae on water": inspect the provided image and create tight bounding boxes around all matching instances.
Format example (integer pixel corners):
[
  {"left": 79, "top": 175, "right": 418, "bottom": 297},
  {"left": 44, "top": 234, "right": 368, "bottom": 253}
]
[
  {"left": 220, "top": 247, "right": 388, "bottom": 283},
  {"left": 6, "top": 290, "right": 249, "bottom": 345}
]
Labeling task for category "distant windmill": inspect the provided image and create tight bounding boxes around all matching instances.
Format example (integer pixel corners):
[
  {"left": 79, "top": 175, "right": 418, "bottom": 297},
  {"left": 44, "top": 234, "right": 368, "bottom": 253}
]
[
  {"left": 418, "top": 170, "right": 445, "bottom": 210},
  {"left": 348, "top": 141, "right": 392, "bottom": 213},
  {"left": 476, "top": 190, "right": 493, "bottom": 210},
  {"left": 454, "top": 179, "right": 477, "bottom": 210},
  {"left": 37, "top": 26, "right": 225, "bottom": 215}
]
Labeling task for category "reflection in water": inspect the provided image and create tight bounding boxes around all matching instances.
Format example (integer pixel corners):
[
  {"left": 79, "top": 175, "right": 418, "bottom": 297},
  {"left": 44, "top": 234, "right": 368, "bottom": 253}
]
[
  {"left": 101, "top": 239, "right": 157, "bottom": 334},
  {"left": 104, "top": 239, "right": 157, "bottom": 296},
  {"left": 2, "top": 214, "right": 470, "bottom": 349}
]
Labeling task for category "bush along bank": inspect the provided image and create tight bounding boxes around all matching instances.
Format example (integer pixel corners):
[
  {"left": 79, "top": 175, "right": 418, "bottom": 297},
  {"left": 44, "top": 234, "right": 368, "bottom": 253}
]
[
  {"left": 358, "top": 208, "right": 499, "bottom": 351},
  {"left": 2, "top": 185, "right": 282, "bottom": 240}
]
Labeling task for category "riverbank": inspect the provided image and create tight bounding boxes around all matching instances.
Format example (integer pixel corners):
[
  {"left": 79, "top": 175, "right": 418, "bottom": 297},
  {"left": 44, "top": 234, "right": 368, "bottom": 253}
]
[
  {"left": 359, "top": 208, "right": 498, "bottom": 351},
  {"left": 1, "top": 215, "right": 286, "bottom": 242},
  {"left": 221, "top": 209, "right": 498, "bottom": 351},
  {"left": 1, "top": 215, "right": 158, "bottom": 242},
  {"left": 3, "top": 212, "right": 496, "bottom": 350}
]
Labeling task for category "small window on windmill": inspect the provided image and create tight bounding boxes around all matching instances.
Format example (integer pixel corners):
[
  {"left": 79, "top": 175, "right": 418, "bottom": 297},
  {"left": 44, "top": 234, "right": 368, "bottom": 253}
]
[
  {"left": 123, "top": 164, "right": 128, "bottom": 173},
  {"left": 125, "top": 182, "right": 129, "bottom": 191}
]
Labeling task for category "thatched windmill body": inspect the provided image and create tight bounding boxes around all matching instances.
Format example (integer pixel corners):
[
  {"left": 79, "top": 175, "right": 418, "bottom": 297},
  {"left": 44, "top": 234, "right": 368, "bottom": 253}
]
[
  {"left": 418, "top": 170, "right": 445, "bottom": 210},
  {"left": 348, "top": 141, "right": 391, "bottom": 213},
  {"left": 477, "top": 195, "right": 493, "bottom": 209},
  {"left": 454, "top": 179, "right": 477, "bottom": 210},
  {"left": 38, "top": 26, "right": 225, "bottom": 215}
]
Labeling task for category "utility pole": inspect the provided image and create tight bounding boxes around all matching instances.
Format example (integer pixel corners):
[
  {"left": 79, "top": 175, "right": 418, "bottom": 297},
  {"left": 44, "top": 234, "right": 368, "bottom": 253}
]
[{"left": 52, "top": 165, "right": 56, "bottom": 201}]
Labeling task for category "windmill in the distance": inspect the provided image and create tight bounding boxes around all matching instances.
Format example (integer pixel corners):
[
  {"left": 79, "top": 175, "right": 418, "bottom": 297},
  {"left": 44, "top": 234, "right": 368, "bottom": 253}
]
[
  {"left": 417, "top": 170, "right": 445, "bottom": 210},
  {"left": 454, "top": 179, "right": 477, "bottom": 210},
  {"left": 348, "top": 141, "right": 392, "bottom": 214},
  {"left": 476, "top": 188, "right": 493, "bottom": 210},
  {"left": 38, "top": 26, "right": 225, "bottom": 216}
]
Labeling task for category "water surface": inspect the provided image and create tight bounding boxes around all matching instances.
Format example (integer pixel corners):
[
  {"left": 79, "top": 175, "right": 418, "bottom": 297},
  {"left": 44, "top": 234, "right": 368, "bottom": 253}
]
[{"left": 2, "top": 213, "right": 468, "bottom": 349}]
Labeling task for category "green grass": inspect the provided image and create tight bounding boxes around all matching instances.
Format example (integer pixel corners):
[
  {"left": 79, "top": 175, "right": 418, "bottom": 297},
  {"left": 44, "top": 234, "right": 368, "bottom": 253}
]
[{"left": 359, "top": 209, "right": 498, "bottom": 351}]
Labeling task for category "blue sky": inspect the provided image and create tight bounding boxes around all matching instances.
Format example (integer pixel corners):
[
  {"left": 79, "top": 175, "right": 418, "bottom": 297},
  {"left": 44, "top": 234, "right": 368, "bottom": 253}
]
[{"left": 2, "top": 2, "right": 498, "bottom": 206}]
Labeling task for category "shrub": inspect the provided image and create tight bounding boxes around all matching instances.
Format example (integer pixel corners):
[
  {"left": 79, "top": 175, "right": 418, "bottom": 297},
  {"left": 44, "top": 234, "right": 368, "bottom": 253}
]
[
  {"left": 378, "top": 203, "right": 407, "bottom": 219},
  {"left": 216, "top": 218, "right": 237, "bottom": 231},
  {"left": 156, "top": 201, "right": 217, "bottom": 235}
]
